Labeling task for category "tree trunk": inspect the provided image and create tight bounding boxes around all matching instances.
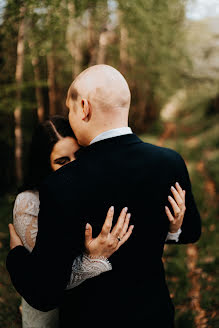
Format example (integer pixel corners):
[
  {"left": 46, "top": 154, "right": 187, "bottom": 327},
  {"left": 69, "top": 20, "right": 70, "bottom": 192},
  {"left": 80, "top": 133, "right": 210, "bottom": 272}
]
[
  {"left": 47, "top": 52, "right": 57, "bottom": 116},
  {"left": 73, "top": 48, "right": 83, "bottom": 78},
  {"left": 97, "top": 29, "right": 116, "bottom": 65},
  {"left": 29, "top": 38, "right": 45, "bottom": 122},
  {"left": 32, "top": 56, "right": 45, "bottom": 122},
  {"left": 119, "top": 25, "right": 128, "bottom": 73},
  {"left": 14, "top": 6, "right": 25, "bottom": 185},
  {"left": 129, "top": 81, "right": 158, "bottom": 133},
  {"left": 97, "top": 30, "right": 107, "bottom": 64},
  {"left": 87, "top": 7, "right": 97, "bottom": 66},
  {"left": 66, "top": 3, "right": 83, "bottom": 79}
]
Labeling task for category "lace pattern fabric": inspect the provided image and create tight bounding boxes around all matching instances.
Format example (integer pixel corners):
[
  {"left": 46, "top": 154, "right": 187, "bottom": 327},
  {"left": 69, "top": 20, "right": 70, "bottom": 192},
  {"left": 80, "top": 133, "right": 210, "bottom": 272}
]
[
  {"left": 66, "top": 254, "right": 112, "bottom": 289},
  {"left": 13, "top": 191, "right": 39, "bottom": 252}
]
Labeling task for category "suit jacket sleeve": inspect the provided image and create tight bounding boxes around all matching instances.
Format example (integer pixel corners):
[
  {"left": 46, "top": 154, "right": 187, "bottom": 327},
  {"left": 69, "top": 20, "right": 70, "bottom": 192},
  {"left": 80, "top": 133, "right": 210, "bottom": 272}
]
[
  {"left": 165, "top": 151, "right": 202, "bottom": 244},
  {"left": 6, "top": 180, "right": 83, "bottom": 312}
]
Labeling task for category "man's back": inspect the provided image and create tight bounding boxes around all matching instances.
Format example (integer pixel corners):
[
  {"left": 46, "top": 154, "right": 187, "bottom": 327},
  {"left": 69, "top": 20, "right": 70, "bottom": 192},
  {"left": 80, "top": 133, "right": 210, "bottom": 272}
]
[{"left": 45, "top": 134, "right": 201, "bottom": 327}]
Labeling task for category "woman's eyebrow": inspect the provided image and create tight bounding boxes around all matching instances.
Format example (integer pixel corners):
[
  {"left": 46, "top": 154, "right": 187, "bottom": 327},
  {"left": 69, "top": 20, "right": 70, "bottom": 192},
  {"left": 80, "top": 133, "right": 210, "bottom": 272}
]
[{"left": 54, "top": 156, "right": 70, "bottom": 163}]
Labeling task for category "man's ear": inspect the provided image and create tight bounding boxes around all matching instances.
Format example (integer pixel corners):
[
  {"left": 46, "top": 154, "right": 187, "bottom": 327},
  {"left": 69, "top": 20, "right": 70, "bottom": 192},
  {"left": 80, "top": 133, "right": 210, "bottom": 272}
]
[{"left": 81, "top": 99, "right": 91, "bottom": 122}]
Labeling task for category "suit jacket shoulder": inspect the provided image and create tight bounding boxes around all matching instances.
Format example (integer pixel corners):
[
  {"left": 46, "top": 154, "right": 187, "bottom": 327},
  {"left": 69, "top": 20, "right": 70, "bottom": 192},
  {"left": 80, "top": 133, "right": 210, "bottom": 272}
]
[{"left": 142, "top": 141, "right": 183, "bottom": 160}]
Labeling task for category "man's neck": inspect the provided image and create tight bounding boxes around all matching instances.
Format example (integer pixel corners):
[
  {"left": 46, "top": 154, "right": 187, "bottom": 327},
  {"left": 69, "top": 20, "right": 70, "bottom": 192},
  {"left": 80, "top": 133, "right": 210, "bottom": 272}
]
[{"left": 89, "top": 126, "right": 132, "bottom": 145}]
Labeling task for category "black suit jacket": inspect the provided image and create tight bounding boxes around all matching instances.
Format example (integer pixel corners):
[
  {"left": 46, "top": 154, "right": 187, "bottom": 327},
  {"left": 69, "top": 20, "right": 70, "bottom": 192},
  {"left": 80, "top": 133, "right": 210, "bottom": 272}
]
[{"left": 6, "top": 134, "right": 201, "bottom": 327}]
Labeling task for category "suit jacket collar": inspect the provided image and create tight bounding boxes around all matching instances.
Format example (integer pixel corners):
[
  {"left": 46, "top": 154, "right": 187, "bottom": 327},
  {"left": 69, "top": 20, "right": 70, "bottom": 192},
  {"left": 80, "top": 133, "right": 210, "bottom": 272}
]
[
  {"left": 90, "top": 127, "right": 133, "bottom": 145},
  {"left": 75, "top": 134, "right": 143, "bottom": 158}
]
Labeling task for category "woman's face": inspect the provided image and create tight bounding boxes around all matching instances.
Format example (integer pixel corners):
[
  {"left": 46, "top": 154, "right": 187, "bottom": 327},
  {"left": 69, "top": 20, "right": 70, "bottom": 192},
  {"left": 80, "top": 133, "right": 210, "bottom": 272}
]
[{"left": 50, "top": 137, "right": 80, "bottom": 171}]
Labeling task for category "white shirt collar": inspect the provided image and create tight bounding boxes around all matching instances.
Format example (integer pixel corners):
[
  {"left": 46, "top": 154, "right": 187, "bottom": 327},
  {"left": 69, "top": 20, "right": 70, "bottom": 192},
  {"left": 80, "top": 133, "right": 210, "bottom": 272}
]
[{"left": 89, "top": 127, "right": 133, "bottom": 145}]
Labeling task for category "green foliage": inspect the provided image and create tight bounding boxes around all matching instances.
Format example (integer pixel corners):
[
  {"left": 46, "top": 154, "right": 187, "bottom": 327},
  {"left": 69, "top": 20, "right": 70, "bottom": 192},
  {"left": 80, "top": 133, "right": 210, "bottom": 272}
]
[
  {"left": 118, "top": 0, "right": 188, "bottom": 101},
  {"left": 0, "top": 0, "right": 190, "bottom": 118}
]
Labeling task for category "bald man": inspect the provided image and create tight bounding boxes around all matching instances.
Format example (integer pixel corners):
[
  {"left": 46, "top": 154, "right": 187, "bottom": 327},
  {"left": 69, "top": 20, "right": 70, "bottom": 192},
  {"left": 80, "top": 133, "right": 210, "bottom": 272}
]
[
  {"left": 66, "top": 65, "right": 131, "bottom": 147},
  {"left": 7, "top": 65, "right": 201, "bottom": 327}
]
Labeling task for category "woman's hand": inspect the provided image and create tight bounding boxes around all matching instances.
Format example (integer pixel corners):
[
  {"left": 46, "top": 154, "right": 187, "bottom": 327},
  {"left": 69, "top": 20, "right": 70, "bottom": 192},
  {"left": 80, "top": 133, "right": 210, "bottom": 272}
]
[
  {"left": 165, "top": 182, "right": 186, "bottom": 233},
  {"left": 8, "top": 223, "right": 23, "bottom": 249},
  {"left": 84, "top": 206, "right": 134, "bottom": 259}
]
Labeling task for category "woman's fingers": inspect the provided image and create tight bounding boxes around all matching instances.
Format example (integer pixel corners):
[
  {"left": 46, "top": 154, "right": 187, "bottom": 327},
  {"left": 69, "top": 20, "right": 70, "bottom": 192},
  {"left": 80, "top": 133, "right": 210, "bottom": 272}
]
[
  {"left": 100, "top": 206, "right": 114, "bottom": 237},
  {"left": 165, "top": 206, "right": 175, "bottom": 222},
  {"left": 119, "top": 213, "right": 131, "bottom": 239},
  {"left": 116, "top": 225, "right": 134, "bottom": 250},
  {"left": 168, "top": 184, "right": 186, "bottom": 221},
  {"left": 168, "top": 195, "right": 181, "bottom": 217},
  {"left": 9, "top": 223, "right": 20, "bottom": 238},
  {"left": 165, "top": 184, "right": 187, "bottom": 232},
  {"left": 183, "top": 190, "right": 186, "bottom": 202},
  {"left": 175, "top": 182, "right": 185, "bottom": 201},
  {"left": 85, "top": 223, "right": 93, "bottom": 244},
  {"left": 8, "top": 223, "right": 15, "bottom": 236},
  {"left": 111, "top": 207, "right": 128, "bottom": 237},
  {"left": 170, "top": 186, "right": 184, "bottom": 209},
  {"left": 8, "top": 223, "right": 23, "bottom": 249}
]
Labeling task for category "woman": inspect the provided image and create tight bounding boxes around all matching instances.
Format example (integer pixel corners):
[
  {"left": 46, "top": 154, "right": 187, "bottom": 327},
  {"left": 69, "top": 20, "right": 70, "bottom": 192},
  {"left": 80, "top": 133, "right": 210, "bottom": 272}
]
[
  {"left": 12, "top": 116, "right": 133, "bottom": 328},
  {"left": 11, "top": 116, "right": 186, "bottom": 327}
]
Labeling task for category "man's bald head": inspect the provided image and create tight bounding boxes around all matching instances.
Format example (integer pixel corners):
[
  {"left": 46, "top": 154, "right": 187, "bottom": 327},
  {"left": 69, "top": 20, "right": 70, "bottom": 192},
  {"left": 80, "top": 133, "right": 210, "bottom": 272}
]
[
  {"left": 66, "top": 65, "right": 131, "bottom": 146},
  {"left": 66, "top": 64, "right": 131, "bottom": 112}
]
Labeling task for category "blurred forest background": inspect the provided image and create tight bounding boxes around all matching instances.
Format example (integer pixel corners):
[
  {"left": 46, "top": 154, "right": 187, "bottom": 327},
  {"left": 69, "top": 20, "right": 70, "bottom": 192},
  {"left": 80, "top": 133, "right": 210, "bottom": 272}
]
[{"left": 0, "top": 0, "right": 218, "bottom": 327}]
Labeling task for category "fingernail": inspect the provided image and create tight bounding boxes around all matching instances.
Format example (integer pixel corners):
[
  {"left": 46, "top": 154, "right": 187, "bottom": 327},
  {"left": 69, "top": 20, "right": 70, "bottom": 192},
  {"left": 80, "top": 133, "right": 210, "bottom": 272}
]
[
  {"left": 168, "top": 196, "right": 171, "bottom": 200},
  {"left": 165, "top": 206, "right": 168, "bottom": 210},
  {"left": 127, "top": 213, "right": 131, "bottom": 219},
  {"left": 131, "top": 225, "right": 134, "bottom": 230},
  {"left": 176, "top": 182, "right": 179, "bottom": 186},
  {"left": 85, "top": 223, "right": 90, "bottom": 229},
  {"left": 124, "top": 207, "right": 128, "bottom": 212},
  {"left": 110, "top": 206, "right": 114, "bottom": 211},
  {"left": 171, "top": 186, "right": 174, "bottom": 191}
]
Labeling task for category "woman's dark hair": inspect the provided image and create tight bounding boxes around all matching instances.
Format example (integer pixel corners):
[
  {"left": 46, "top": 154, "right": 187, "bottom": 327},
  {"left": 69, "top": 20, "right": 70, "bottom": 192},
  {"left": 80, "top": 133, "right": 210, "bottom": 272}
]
[{"left": 22, "top": 116, "right": 76, "bottom": 191}]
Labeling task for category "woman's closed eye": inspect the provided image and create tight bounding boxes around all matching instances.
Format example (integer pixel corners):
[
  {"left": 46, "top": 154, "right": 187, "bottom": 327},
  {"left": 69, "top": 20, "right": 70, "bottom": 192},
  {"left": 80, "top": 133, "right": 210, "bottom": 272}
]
[{"left": 54, "top": 157, "right": 70, "bottom": 166}]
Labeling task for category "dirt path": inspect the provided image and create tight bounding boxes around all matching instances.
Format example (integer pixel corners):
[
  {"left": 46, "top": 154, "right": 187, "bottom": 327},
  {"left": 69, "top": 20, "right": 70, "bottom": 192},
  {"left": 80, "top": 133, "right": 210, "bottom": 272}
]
[{"left": 186, "top": 244, "right": 207, "bottom": 328}]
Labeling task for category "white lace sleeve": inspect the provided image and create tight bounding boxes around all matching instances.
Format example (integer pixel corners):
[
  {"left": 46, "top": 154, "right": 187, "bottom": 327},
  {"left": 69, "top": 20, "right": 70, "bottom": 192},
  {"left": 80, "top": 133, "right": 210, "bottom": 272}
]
[
  {"left": 66, "top": 254, "right": 112, "bottom": 290},
  {"left": 13, "top": 191, "right": 39, "bottom": 252}
]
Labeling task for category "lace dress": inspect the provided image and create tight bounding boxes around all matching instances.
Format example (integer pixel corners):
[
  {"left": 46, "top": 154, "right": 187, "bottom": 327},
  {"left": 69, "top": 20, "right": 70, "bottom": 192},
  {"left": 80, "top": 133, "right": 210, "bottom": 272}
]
[{"left": 13, "top": 190, "right": 112, "bottom": 328}]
